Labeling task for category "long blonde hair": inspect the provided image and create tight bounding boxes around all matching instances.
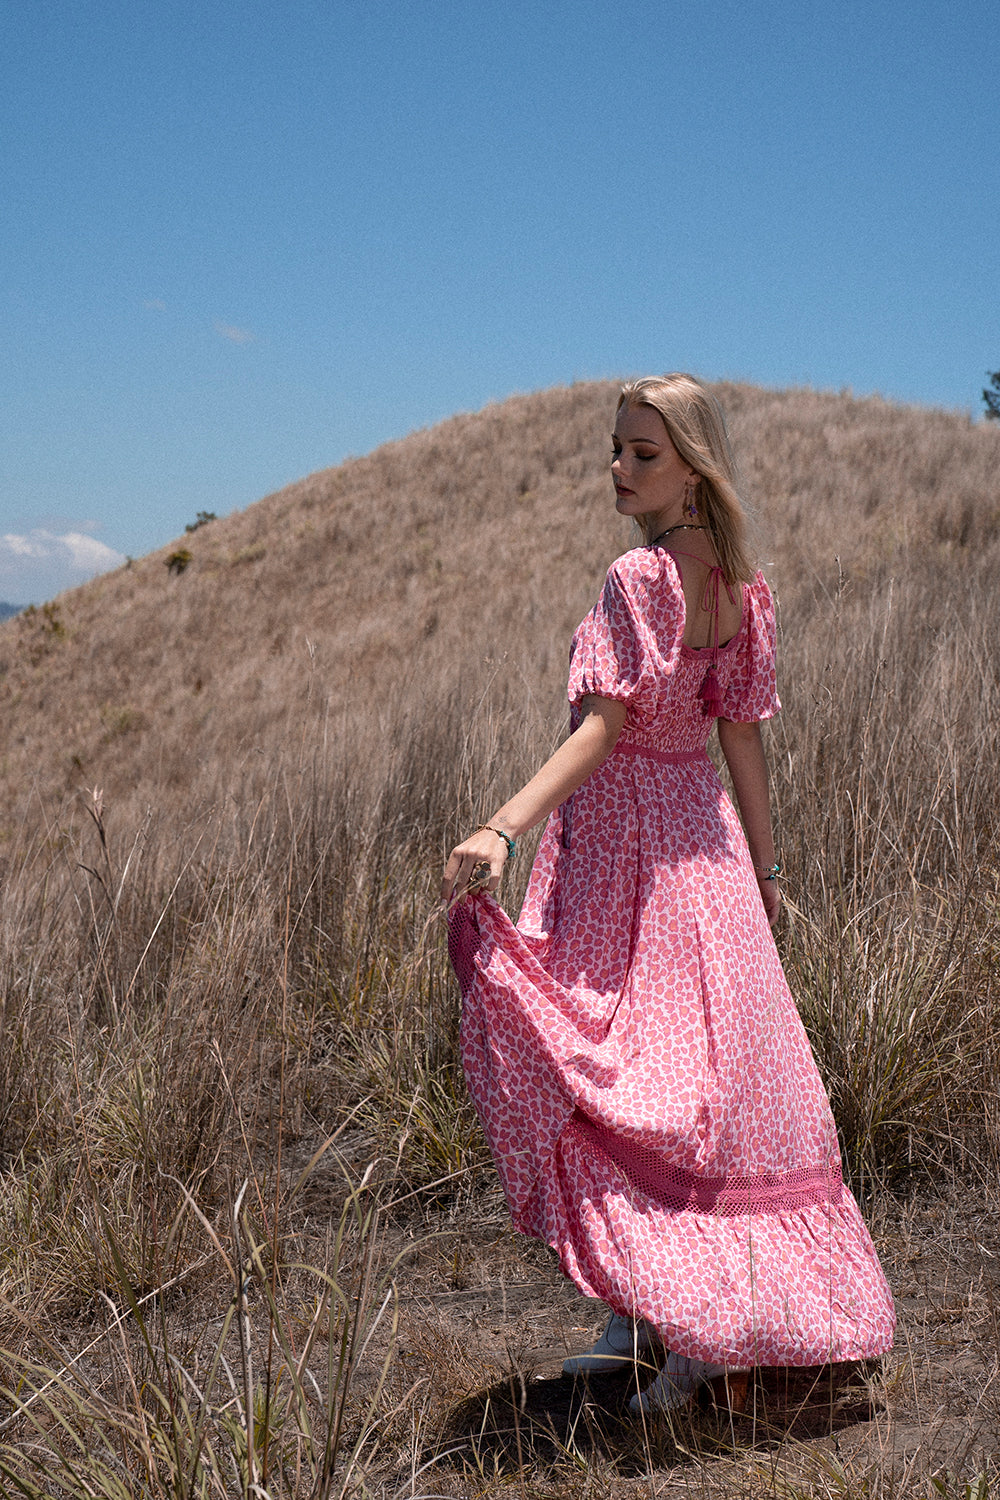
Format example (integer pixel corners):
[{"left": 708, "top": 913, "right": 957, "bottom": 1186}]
[{"left": 617, "top": 374, "right": 756, "bottom": 584}]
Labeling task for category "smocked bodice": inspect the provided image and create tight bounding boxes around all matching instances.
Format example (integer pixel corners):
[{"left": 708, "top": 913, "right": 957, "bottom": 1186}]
[{"left": 567, "top": 547, "right": 779, "bottom": 755}]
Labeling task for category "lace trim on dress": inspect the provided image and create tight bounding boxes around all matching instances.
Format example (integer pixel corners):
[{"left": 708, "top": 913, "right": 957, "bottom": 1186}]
[
  {"left": 571, "top": 1113, "right": 844, "bottom": 1217},
  {"left": 448, "top": 901, "right": 483, "bottom": 995}
]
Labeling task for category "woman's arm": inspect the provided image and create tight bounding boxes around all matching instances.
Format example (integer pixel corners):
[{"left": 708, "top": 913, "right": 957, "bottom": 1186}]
[
  {"left": 442, "top": 695, "right": 627, "bottom": 903},
  {"left": 715, "top": 717, "right": 780, "bottom": 927}
]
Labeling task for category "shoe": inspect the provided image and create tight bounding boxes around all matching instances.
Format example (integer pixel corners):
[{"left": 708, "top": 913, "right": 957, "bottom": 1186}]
[
  {"left": 629, "top": 1353, "right": 749, "bottom": 1414},
  {"left": 562, "top": 1313, "right": 657, "bottom": 1375}
]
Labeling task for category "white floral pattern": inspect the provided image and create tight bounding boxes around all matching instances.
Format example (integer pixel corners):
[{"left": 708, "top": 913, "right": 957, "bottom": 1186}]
[{"left": 449, "top": 547, "right": 895, "bottom": 1368}]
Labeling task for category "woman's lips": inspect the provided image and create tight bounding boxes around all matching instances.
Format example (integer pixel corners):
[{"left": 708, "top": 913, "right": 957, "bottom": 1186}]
[{"left": 615, "top": 485, "right": 634, "bottom": 497}]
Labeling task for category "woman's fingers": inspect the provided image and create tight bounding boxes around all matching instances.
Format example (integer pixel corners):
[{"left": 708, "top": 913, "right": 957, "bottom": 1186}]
[
  {"left": 442, "top": 856, "right": 494, "bottom": 904},
  {"left": 441, "top": 849, "right": 467, "bottom": 903},
  {"left": 761, "top": 884, "right": 781, "bottom": 927},
  {"left": 442, "top": 836, "right": 503, "bottom": 903}
]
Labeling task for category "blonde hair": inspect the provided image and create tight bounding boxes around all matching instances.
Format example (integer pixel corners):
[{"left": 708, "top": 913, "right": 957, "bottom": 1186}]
[{"left": 617, "top": 374, "right": 756, "bottom": 584}]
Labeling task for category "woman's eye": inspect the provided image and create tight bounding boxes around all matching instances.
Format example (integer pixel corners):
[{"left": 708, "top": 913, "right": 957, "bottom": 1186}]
[{"left": 636, "top": 451, "right": 656, "bottom": 462}]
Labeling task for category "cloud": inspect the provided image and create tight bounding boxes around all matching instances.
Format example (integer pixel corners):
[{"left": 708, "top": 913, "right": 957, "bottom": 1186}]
[
  {"left": 0, "top": 528, "right": 127, "bottom": 605},
  {"left": 61, "top": 532, "right": 127, "bottom": 571},
  {"left": 213, "top": 321, "right": 254, "bottom": 344}
]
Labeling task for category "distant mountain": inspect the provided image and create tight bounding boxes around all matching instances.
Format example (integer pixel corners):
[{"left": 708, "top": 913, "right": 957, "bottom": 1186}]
[{"left": 0, "top": 601, "right": 22, "bottom": 622}]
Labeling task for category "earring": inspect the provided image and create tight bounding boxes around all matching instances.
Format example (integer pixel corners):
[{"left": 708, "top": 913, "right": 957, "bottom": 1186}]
[{"left": 684, "top": 476, "right": 698, "bottom": 519}]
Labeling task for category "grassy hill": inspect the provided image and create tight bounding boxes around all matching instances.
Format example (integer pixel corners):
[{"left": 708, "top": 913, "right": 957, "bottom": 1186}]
[
  {"left": 1, "top": 379, "right": 997, "bottom": 836},
  {"left": 2, "top": 380, "right": 1000, "bottom": 1496}
]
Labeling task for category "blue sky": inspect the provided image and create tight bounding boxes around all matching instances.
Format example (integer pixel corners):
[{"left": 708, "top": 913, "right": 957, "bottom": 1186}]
[{"left": 2, "top": 0, "right": 998, "bottom": 603}]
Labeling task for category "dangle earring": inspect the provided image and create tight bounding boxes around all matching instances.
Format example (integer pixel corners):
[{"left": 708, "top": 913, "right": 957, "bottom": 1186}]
[{"left": 684, "top": 475, "right": 698, "bottom": 519}]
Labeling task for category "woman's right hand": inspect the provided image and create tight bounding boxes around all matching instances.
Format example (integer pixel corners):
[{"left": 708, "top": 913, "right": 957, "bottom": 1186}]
[
  {"left": 757, "top": 872, "right": 781, "bottom": 927},
  {"left": 440, "top": 698, "right": 624, "bottom": 908},
  {"left": 442, "top": 827, "right": 508, "bottom": 905}
]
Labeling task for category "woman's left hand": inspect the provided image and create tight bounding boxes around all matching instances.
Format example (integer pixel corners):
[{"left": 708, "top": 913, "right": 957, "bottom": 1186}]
[{"left": 442, "top": 828, "right": 507, "bottom": 905}]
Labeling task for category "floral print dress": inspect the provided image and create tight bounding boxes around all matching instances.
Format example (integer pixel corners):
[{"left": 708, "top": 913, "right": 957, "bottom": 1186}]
[{"left": 448, "top": 546, "right": 895, "bottom": 1368}]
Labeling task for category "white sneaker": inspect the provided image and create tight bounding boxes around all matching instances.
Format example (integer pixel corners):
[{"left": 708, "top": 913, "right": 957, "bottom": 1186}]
[
  {"left": 562, "top": 1313, "right": 657, "bottom": 1375},
  {"left": 629, "top": 1353, "right": 729, "bottom": 1414}
]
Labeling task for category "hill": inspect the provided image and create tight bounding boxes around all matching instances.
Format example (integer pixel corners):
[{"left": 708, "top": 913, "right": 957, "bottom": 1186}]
[
  {"left": 0, "top": 602, "right": 20, "bottom": 622},
  {"left": 1, "top": 378, "right": 998, "bottom": 839}
]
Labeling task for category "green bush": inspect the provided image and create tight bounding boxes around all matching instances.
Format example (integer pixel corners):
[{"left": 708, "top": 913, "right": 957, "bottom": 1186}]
[
  {"left": 984, "top": 369, "right": 1000, "bottom": 420},
  {"left": 165, "top": 548, "right": 193, "bottom": 575},
  {"left": 184, "top": 510, "right": 217, "bottom": 533}
]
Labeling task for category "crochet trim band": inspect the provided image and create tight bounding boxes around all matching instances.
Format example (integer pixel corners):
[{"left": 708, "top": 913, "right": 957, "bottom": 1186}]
[{"left": 570, "top": 1113, "right": 844, "bottom": 1217}]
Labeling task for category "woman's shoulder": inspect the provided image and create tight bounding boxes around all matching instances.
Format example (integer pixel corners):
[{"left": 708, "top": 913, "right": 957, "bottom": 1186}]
[
  {"left": 739, "top": 570, "right": 777, "bottom": 664},
  {"left": 744, "top": 569, "right": 775, "bottom": 621},
  {"left": 726, "top": 569, "right": 780, "bottom": 718},
  {"left": 604, "top": 545, "right": 684, "bottom": 598},
  {"left": 569, "top": 546, "right": 685, "bottom": 706},
  {"left": 601, "top": 548, "right": 686, "bottom": 632}
]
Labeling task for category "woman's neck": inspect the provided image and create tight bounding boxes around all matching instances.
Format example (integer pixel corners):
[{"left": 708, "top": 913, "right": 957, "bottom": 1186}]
[{"left": 649, "top": 523, "right": 705, "bottom": 548}]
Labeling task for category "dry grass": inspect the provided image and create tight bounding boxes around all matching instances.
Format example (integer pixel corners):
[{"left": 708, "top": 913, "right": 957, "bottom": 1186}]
[{"left": 0, "top": 380, "right": 999, "bottom": 1494}]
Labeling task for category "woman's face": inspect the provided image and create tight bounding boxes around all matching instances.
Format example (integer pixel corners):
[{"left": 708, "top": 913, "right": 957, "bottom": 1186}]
[{"left": 611, "top": 403, "right": 694, "bottom": 536}]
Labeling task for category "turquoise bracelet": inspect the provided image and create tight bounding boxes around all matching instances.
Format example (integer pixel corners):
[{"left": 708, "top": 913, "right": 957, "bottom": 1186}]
[
  {"left": 479, "top": 824, "right": 517, "bottom": 861},
  {"left": 757, "top": 863, "right": 782, "bottom": 881}
]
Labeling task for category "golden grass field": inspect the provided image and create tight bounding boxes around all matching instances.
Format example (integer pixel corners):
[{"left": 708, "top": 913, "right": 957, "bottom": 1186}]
[{"left": 1, "top": 379, "right": 1000, "bottom": 1497}]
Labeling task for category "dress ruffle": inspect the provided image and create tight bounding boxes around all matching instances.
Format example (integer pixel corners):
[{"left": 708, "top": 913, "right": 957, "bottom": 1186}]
[
  {"left": 450, "top": 893, "right": 894, "bottom": 1367},
  {"left": 528, "top": 1114, "right": 892, "bottom": 1367}
]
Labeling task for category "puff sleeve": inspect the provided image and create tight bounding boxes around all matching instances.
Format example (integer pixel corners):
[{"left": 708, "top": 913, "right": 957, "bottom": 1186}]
[
  {"left": 718, "top": 572, "right": 781, "bottom": 723},
  {"left": 567, "top": 550, "right": 684, "bottom": 728}
]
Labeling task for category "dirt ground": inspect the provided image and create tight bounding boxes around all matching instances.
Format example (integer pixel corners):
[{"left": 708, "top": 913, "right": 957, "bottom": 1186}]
[
  {"left": 373, "top": 1181, "right": 1000, "bottom": 1496},
  {"left": 10, "top": 1172, "right": 999, "bottom": 1498}
]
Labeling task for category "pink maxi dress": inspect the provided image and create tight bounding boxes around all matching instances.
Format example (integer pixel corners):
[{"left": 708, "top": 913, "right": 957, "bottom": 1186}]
[{"left": 448, "top": 545, "right": 896, "bottom": 1369}]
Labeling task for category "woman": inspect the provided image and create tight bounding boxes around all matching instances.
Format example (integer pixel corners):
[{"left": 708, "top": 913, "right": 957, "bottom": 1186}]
[{"left": 442, "top": 374, "right": 895, "bottom": 1412}]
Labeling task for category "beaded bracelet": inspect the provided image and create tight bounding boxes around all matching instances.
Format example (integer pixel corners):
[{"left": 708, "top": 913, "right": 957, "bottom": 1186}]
[
  {"left": 478, "top": 824, "right": 517, "bottom": 860},
  {"left": 756, "top": 862, "right": 782, "bottom": 881}
]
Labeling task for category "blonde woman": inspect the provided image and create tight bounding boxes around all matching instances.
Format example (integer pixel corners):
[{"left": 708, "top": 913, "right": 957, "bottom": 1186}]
[{"left": 443, "top": 375, "right": 894, "bottom": 1412}]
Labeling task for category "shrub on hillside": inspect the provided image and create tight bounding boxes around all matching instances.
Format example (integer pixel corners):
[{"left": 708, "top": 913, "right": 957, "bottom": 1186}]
[
  {"left": 184, "top": 509, "right": 217, "bottom": 532},
  {"left": 165, "top": 547, "right": 192, "bottom": 575},
  {"left": 984, "top": 369, "right": 1000, "bottom": 420}
]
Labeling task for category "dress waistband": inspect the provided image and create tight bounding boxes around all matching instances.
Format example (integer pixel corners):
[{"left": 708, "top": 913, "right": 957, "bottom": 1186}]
[{"left": 613, "top": 742, "right": 710, "bottom": 767}]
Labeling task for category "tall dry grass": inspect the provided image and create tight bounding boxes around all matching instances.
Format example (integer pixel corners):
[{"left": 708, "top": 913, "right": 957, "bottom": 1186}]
[{"left": 1, "top": 380, "right": 1000, "bottom": 1494}]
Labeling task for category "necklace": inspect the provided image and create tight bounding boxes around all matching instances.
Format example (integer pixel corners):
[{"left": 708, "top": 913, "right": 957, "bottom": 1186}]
[{"left": 649, "top": 523, "right": 705, "bottom": 548}]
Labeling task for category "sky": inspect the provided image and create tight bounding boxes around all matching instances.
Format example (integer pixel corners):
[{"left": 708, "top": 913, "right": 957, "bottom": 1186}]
[{"left": 2, "top": 0, "right": 998, "bottom": 605}]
